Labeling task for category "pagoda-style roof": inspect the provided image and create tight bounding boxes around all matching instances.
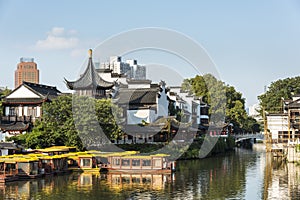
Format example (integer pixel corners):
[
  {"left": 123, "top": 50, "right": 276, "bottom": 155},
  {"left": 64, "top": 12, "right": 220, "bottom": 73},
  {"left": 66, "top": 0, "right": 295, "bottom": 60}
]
[{"left": 65, "top": 49, "right": 114, "bottom": 90}]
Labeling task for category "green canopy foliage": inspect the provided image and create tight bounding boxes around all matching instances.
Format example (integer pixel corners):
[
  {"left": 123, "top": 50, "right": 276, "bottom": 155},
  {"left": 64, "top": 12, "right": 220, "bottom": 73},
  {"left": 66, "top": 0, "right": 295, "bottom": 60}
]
[
  {"left": 182, "top": 74, "right": 260, "bottom": 133},
  {"left": 72, "top": 96, "right": 122, "bottom": 148},
  {"left": 258, "top": 76, "right": 300, "bottom": 114},
  {"left": 0, "top": 88, "right": 11, "bottom": 117},
  {"left": 9, "top": 95, "right": 122, "bottom": 150}
]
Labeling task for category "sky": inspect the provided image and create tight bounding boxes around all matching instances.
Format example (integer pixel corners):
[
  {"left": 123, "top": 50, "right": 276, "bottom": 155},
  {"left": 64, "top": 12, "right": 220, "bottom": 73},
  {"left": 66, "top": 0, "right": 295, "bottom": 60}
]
[{"left": 0, "top": 0, "right": 300, "bottom": 107}]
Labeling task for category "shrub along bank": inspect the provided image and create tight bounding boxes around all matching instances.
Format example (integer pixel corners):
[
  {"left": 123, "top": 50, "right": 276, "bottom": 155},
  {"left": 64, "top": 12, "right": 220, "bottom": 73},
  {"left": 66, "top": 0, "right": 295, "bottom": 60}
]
[{"left": 116, "top": 136, "right": 236, "bottom": 160}]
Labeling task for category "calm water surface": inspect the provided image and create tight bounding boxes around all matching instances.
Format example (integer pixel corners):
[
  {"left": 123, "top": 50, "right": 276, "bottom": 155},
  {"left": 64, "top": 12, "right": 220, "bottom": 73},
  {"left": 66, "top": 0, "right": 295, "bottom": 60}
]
[{"left": 1, "top": 147, "right": 300, "bottom": 200}]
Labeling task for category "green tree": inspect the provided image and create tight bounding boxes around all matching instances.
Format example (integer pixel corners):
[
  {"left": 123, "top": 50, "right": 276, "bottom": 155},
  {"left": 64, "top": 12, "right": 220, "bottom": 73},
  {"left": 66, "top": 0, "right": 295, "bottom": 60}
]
[
  {"left": 95, "top": 98, "right": 122, "bottom": 141},
  {"left": 182, "top": 74, "right": 227, "bottom": 125},
  {"left": 182, "top": 74, "right": 261, "bottom": 133},
  {"left": 181, "top": 79, "right": 193, "bottom": 94},
  {"left": 0, "top": 88, "right": 11, "bottom": 117},
  {"left": 71, "top": 95, "right": 123, "bottom": 147},
  {"left": 10, "top": 94, "right": 123, "bottom": 149},
  {"left": 258, "top": 76, "right": 300, "bottom": 114},
  {"left": 203, "top": 74, "right": 226, "bottom": 124},
  {"left": 190, "top": 75, "right": 208, "bottom": 97},
  {"left": 27, "top": 95, "right": 82, "bottom": 149}
]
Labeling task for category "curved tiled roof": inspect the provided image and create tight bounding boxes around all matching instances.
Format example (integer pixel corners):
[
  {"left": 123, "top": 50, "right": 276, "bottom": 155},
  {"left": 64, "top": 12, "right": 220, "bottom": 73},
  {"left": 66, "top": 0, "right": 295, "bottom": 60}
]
[
  {"left": 65, "top": 52, "right": 114, "bottom": 90},
  {"left": 0, "top": 121, "right": 30, "bottom": 131}
]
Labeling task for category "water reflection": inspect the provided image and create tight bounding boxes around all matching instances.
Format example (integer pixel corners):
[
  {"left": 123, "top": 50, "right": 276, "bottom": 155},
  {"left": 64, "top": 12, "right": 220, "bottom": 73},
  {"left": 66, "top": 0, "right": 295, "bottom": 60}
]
[
  {"left": 264, "top": 154, "right": 300, "bottom": 200},
  {"left": 0, "top": 148, "right": 299, "bottom": 199},
  {"left": 106, "top": 173, "right": 174, "bottom": 191}
]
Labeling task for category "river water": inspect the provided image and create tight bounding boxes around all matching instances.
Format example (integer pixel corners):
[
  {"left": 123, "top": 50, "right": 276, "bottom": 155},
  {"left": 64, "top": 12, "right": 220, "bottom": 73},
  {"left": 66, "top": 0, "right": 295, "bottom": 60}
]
[{"left": 1, "top": 146, "right": 300, "bottom": 200}]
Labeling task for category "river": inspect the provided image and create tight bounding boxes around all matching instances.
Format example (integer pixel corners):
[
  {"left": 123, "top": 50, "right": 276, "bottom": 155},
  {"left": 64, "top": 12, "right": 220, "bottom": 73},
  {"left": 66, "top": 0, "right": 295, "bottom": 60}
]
[{"left": 1, "top": 145, "right": 300, "bottom": 200}]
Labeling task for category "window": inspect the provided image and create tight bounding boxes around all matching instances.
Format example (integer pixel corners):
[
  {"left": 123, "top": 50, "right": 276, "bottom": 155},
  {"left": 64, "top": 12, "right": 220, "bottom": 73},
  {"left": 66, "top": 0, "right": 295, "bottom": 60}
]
[
  {"left": 200, "top": 107, "right": 209, "bottom": 115},
  {"left": 153, "top": 159, "right": 162, "bottom": 167},
  {"left": 121, "top": 159, "right": 130, "bottom": 166},
  {"left": 9, "top": 107, "right": 16, "bottom": 116},
  {"left": 112, "top": 158, "right": 120, "bottom": 166},
  {"left": 28, "top": 107, "right": 37, "bottom": 117},
  {"left": 81, "top": 158, "right": 91, "bottom": 167},
  {"left": 131, "top": 177, "right": 141, "bottom": 183},
  {"left": 132, "top": 159, "right": 140, "bottom": 166},
  {"left": 42, "top": 159, "right": 50, "bottom": 163},
  {"left": 142, "top": 159, "right": 151, "bottom": 166}
]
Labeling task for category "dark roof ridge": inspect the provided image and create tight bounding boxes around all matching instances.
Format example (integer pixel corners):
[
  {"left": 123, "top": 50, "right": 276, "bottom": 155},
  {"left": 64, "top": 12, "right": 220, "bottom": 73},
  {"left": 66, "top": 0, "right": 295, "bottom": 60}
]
[{"left": 23, "top": 81, "right": 57, "bottom": 90}]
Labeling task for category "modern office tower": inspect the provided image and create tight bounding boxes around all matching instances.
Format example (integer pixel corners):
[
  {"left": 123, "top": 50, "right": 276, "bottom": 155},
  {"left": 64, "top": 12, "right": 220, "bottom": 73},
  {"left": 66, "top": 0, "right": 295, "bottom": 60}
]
[{"left": 15, "top": 57, "right": 39, "bottom": 88}]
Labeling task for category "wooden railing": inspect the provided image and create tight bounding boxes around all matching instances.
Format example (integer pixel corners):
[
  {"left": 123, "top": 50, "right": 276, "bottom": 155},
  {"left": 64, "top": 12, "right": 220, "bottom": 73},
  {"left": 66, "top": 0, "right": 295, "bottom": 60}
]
[{"left": 1, "top": 115, "right": 34, "bottom": 123}]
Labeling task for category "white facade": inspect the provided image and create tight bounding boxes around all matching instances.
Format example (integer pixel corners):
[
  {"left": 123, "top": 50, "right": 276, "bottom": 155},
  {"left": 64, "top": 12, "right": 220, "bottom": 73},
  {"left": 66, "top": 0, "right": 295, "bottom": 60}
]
[
  {"left": 124, "top": 82, "right": 169, "bottom": 125},
  {"left": 4, "top": 105, "right": 41, "bottom": 119},
  {"left": 157, "top": 81, "right": 169, "bottom": 118},
  {"left": 267, "top": 114, "right": 289, "bottom": 140},
  {"left": 6, "top": 85, "right": 40, "bottom": 99},
  {"left": 168, "top": 86, "right": 209, "bottom": 125},
  {"left": 127, "top": 81, "right": 151, "bottom": 89},
  {"left": 127, "top": 109, "right": 156, "bottom": 124},
  {"left": 4, "top": 86, "right": 42, "bottom": 118}
]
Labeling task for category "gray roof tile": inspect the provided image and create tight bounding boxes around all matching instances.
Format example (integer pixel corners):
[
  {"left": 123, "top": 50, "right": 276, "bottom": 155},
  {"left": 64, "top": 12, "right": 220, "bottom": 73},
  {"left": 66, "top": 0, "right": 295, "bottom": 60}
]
[{"left": 65, "top": 57, "right": 114, "bottom": 90}]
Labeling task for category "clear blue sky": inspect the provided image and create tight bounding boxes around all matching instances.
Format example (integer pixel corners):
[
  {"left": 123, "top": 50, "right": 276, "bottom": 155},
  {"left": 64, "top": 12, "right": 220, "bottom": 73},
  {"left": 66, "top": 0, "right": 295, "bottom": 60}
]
[{"left": 0, "top": 0, "right": 300, "bottom": 107}]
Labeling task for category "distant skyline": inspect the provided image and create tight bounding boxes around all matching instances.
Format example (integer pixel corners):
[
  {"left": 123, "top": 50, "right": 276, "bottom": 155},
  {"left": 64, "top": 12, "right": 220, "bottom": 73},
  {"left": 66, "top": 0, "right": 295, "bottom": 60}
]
[{"left": 1, "top": 0, "right": 300, "bottom": 107}]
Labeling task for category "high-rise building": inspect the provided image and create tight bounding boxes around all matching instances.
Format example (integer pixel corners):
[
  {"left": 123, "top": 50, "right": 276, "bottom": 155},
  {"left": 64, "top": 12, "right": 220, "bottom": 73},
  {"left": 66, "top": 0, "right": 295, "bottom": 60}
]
[
  {"left": 15, "top": 57, "right": 39, "bottom": 88},
  {"left": 99, "top": 56, "right": 146, "bottom": 80}
]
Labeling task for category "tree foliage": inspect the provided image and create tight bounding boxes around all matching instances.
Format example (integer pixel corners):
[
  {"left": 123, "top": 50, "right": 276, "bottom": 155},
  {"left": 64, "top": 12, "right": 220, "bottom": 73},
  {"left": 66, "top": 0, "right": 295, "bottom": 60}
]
[
  {"left": 258, "top": 76, "right": 300, "bottom": 114},
  {"left": 21, "top": 95, "right": 83, "bottom": 149},
  {"left": 10, "top": 95, "right": 122, "bottom": 150},
  {"left": 72, "top": 96, "right": 122, "bottom": 147},
  {"left": 182, "top": 74, "right": 261, "bottom": 133},
  {"left": 0, "top": 88, "right": 11, "bottom": 117}
]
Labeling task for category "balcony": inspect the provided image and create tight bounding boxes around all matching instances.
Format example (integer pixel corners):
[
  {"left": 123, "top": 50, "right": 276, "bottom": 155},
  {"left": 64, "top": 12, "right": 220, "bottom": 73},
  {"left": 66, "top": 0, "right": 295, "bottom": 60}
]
[{"left": 1, "top": 115, "right": 33, "bottom": 123}]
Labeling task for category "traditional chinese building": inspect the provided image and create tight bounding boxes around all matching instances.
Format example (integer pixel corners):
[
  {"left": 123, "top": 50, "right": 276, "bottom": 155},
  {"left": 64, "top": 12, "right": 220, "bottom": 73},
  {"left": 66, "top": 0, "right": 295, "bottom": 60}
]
[
  {"left": 115, "top": 80, "right": 169, "bottom": 125},
  {"left": 0, "top": 81, "right": 61, "bottom": 138},
  {"left": 267, "top": 94, "right": 300, "bottom": 144},
  {"left": 65, "top": 49, "right": 115, "bottom": 98}
]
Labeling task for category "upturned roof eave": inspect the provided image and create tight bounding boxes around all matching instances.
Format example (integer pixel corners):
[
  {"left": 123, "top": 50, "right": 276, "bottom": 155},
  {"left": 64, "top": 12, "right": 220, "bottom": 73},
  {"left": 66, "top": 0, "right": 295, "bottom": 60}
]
[{"left": 64, "top": 57, "right": 114, "bottom": 90}]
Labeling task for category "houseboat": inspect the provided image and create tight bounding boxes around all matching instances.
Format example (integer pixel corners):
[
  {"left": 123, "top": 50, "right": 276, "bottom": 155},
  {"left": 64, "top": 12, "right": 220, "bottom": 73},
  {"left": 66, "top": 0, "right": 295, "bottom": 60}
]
[
  {"left": 0, "top": 159, "right": 18, "bottom": 183},
  {"left": 66, "top": 151, "right": 140, "bottom": 172},
  {"left": 101, "top": 154, "right": 175, "bottom": 174},
  {"left": 77, "top": 153, "right": 99, "bottom": 172},
  {"left": 37, "top": 154, "right": 69, "bottom": 175},
  {"left": 66, "top": 152, "right": 100, "bottom": 172},
  {"left": 15, "top": 157, "right": 41, "bottom": 179}
]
